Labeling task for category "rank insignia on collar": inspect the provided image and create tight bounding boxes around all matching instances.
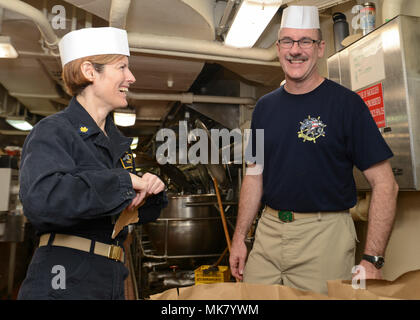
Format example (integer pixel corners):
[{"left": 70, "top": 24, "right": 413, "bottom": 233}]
[{"left": 79, "top": 126, "right": 89, "bottom": 133}]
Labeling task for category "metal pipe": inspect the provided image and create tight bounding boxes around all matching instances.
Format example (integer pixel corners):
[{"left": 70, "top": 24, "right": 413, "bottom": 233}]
[
  {"left": 128, "top": 32, "right": 278, "bottom": 62},
  {"left": 109, "top": 0, "right": 131, "bottom": 28},
  {"left": 141, "top": 252, "right": 221, "bottom": 259},
  {"left": 217, "top": 0, "right": 236, "bottom": 36},
  {"left": 129, "top": 47, "right": 280, "bottom": 66},
  {"left": 85, "top": 12, "right": 92, "bottom": 28},
  {"left": 10, "top": 92, "right": 254, "bottom": 106},
  {"left": 163, "top": 278, "right": 195, "bottom": 287},
  {"left": 9, "top": 92, "right": 61, "bottom": 99},
  {"left": 0, "top": 0, "right": 59, "bottom": 47},
  {"left": 0, "top": 130, "right": 30, "bottom": 136},
  {"left": 0, "top": 0, "right": 278, "bottom": 64},
  {"left": 142, "top": 261, "right": 167, "bottom": 269},
  {"left": 71, "top": 5, "right": 77, "bottom": 30},
  {"left": 127, "top": 92, "right": 255, "bottom": 105},
  {"left": 17, "top": 50, "right": 55, "bottom": 58},
  {"left": 193, "top": 94, "right": 255, "bottom": 105},
  {"left": 0, "top": 8, "right": 4, "bottom": 34},
  {"left": 212, "top": 176, "right": 232, "bottom": 252}
]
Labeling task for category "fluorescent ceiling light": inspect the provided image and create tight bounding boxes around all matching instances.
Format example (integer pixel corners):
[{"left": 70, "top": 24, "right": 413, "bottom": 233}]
[
  {"left": 0, "top": 36, "right": 18, "bottom": 58},
  {"left": 5, "top": 117, "right": 33, "bottom": 131},
  {"left": 114, "top": 108, "right": 136, "bottom": 127},
  {"left": 224, "top": 0, "right": 282, "bottom": 48}
]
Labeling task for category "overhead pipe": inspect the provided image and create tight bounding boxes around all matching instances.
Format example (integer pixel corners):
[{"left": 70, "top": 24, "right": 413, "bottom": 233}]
[
  {"left": 127, "top": 92, "right": 255, "bottom": 105},
  {"left": 216, "top": 0, "right": 236, "bottom": 36},
  {"left": 9, "top": 92, "right": 61, "bottom": 99},
  {"left": 1, "top": 0, "right": 278, "bottom": 65},
  {"left": 129, "top": 46, "right": 280, "bottom": 67},
  {"left": 127, "top": 32, "right": 278, "bottom": 62},
  {"left": 108, "top": 0, "right": 278, "bottom": 63},
  {"left": 0, "top": 0, "right": 59, "bottom": 49},
  {"left": 0, "top": 8, "right": 3, "bottom": 33},
  {"left": 85, "top": 11, "right": 92, "bottom": 28},
  {"left": 0, "top": 130, "right": 30, "bottom": 136},
  {"left": 109, "top": 0, "right": 131, "bottom": 28},
  {"left": 11, "top": 90, "right": 256, "bottom": 105}
]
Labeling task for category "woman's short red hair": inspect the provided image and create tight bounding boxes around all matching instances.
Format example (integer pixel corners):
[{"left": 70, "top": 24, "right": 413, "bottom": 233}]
[{"left": 62, "top": 54, "right": 125, "bottom": 96}]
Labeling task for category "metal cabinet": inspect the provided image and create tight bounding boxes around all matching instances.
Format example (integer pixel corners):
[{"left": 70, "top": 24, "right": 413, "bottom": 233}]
[{"left": 327, "top": 15, "right": 420, "bottom": 190}]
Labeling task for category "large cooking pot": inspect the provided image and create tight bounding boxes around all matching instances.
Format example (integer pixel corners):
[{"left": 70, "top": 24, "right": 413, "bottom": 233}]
[{"left": 143, "top": 194, "right": 231, "bottom": 258}]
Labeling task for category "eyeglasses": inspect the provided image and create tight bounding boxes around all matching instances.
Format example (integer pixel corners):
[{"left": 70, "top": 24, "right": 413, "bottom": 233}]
[{"left": 277, "top": 38, "right": 321, "bottom": 49}]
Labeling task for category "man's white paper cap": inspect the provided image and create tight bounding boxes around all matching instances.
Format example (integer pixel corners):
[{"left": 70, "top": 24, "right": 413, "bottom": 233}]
[
  {"left": 59, "top": 27, "right": 130, "bottom": 67},
  {"left": 280, "top": 6, "right": 320, "bottom": 29}
]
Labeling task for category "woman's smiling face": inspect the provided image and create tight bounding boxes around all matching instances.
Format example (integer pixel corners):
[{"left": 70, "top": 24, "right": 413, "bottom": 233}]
[{"left": 91, "top": 56, "right": 136, "bottom": 110}]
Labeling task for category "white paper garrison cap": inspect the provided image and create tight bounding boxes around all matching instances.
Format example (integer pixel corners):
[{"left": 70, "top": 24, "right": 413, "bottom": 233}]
[
  {"left": 280, "top": 6, "right": 320, "bottom": 29},
  {"left": 59, "top": 27, "right": 130, "bottom": 67}
]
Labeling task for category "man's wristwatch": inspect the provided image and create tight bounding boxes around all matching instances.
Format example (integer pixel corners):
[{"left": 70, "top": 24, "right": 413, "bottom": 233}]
[{"left": 362, "top": 254, "right": 385, "bottom": 269}]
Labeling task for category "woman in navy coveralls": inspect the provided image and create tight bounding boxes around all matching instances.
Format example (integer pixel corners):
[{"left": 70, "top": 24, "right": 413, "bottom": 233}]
[{"left": 17, "top": 27, "right": 166, "bottom": 299}]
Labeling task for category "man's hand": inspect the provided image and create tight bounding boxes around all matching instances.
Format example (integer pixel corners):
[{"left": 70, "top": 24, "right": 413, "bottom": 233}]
[
  {"left": 229, "top": 237, "right": 248, "bottom": 281},
  {"left": 352, "top": 259, "right": 382, "bottom": 281}
]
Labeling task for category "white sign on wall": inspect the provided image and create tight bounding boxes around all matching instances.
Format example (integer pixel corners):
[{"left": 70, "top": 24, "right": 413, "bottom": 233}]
[{"left": 349, "top": 36, "right": 386, "bottom": 91}]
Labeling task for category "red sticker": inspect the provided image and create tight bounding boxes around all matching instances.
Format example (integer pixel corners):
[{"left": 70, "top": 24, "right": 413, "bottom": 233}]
[{"left": 357, "top": 83, "right": 385, "bottom": 128}]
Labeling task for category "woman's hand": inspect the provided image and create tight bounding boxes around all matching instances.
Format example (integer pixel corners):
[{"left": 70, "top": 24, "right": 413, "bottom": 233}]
[{"left": 128, "top": 173, "right": 165, "bottom": 210}]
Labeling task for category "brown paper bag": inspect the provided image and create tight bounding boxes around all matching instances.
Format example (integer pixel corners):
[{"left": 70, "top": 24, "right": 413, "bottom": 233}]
[
  {"left": 150, "top": 282, "right": 332, "bottom": 300},
  {"left": 327, "top": 280, "right": 396, "bottom": 300},
  {"left": 151, "top": 269, "right": 420, "bottom": 300},
  {"left": 111, "top": 207, "right": 139, "bottom": 239},
  {"left": 112, "top": 199, "right": 147, "bottom": 239},
  {"left": 327, "top": 269, "right": 420, "bottom": 300}
]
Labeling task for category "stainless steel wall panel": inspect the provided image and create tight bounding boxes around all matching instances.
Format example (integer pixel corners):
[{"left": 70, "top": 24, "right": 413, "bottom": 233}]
[
  {"left": 400, "top": 16, "right": 420, "bottom": 189},
  {"left": 327, "top": 15, "right": 420, "bottom": 190},
  {"left": 327, "top": 54, "right": 341, "bottom": 83}
]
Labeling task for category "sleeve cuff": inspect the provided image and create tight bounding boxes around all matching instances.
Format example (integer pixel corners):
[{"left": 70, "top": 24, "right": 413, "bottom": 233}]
[
  {"left": 142, "top": 191, "right": 168, "bottom": 209},
  {"left": 112, "top": 168, "right": 135, "bottom": 201},
  {"left": 137, "top": 192, "right": 168, "bottom": 224}
]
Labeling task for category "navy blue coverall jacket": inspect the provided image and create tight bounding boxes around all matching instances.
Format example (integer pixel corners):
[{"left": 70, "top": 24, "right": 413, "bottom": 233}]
[{"left": 17, "top": 97, "right": 166, "bottom": 299}]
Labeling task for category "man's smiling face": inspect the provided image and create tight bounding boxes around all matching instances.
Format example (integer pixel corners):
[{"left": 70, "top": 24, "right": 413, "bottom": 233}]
[{"left": 276, "top": 28, "right": 325, "bottom": 84}]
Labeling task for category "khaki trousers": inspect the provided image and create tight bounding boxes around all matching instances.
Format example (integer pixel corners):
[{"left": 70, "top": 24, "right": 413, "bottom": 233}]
[{"left": 243, "top": 208, "right": 357, "bottom": 295}]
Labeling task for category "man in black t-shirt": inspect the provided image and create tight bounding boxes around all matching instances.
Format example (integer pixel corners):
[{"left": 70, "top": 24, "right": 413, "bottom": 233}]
[{"left": 229, "top": 6, "right": 398, "bottom": 295}]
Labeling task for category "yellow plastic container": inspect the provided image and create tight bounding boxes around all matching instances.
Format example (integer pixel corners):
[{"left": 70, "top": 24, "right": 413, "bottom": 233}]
[{"left": 194, "top": 265, "right": 231, "bottom": 284}]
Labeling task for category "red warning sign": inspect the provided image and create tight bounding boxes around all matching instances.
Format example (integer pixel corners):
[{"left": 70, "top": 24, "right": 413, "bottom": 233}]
[{"left": 357, "top": 83, "right": 385, "bottom": 128}]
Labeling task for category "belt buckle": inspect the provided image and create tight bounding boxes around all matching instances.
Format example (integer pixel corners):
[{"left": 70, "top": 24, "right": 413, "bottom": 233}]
[
  {"left": 108, "top": 245, "right": 123, "bottom": 261},
  {"left": 278, "top": 210, "right": 294, "bottom": 223}
]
